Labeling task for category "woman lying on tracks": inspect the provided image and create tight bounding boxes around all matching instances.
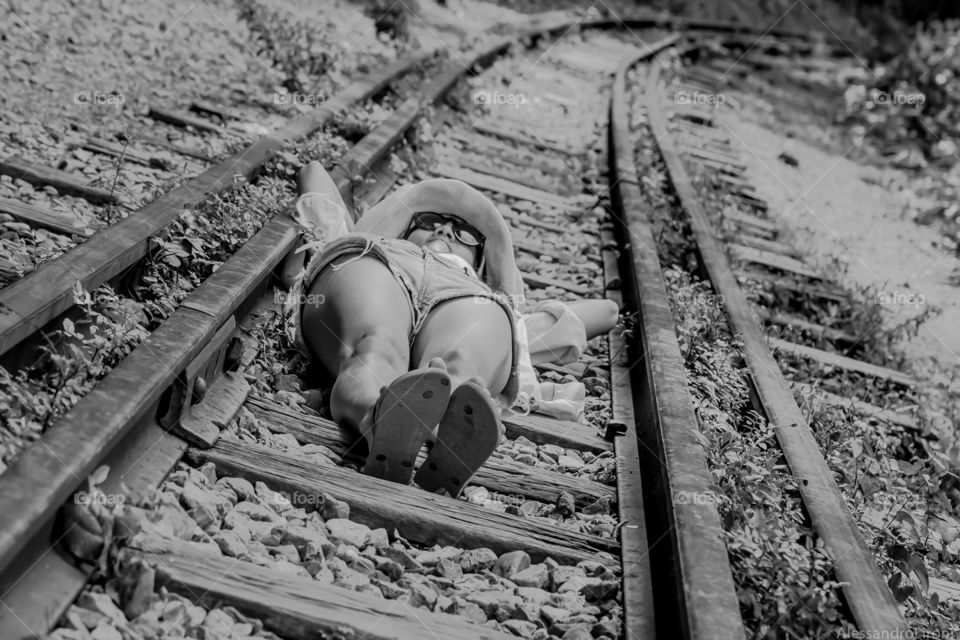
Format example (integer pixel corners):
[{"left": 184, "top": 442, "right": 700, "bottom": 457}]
[{"left": 283, "top": 161, "right": 617, "bottom": 497}]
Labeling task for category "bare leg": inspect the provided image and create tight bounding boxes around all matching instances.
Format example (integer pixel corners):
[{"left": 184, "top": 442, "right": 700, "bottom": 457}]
[
  {"left": 567, "top": 299, "right": 619, "bottom": 340},
  {"left": 410, "top": 297, "right": 513, "bottom": 393},
  {"left": 411, "top": 297, "right": 512, "bottom": 496},
  {"left": 301, "top": 257, "right": 412, "bottom": 445}
]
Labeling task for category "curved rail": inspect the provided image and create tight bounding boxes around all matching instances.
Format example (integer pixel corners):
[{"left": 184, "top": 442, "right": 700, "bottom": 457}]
[
  {"left": 642, "top": 54, "right": 907, "bottom": 633},
  {"left": 609, "top": 46, "right": 745, "bottom": 640}
]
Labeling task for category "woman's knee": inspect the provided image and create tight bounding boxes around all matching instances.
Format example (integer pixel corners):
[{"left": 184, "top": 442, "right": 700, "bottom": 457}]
[{"left": 350, "top": 331, "right": 410, "bottom": 371}]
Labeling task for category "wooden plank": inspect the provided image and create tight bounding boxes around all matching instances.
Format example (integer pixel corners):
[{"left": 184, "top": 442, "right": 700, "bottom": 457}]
[
  {"left": 246, "top": 395, "right": 611, "bottom": 454},
  {"left": 0, "top": 257, "right": 23, "bottom": 282},
  {"left": 671, "top": 108, "right": 715, "bottom": 127},
  {"left": 0, "top": 51, "right": 430, "bottom": 358},
  {"left": 0, "top": 197, "right": 85, "bottom": 236},
  {"left": 790, "top": 382, "right": 918, "bottom": 430},
  {"left": 0, "top": 157, "right": 119, "bottom": 204},
  {"left": 126, "top": 535, "right": 518, "bottom": 640},
  {"left": 242, "top": 397, "right": 613, "bottom": 506},
  {"left": 644, "top": 56, "right": 908, "bottom": 632},
  {"left": 131, "top": 131, "right": 212, "bottom": 161},
  {"left": 731, "top": 243, "right": 822, "bottom": 280},
  {"left": 443, "top": 129, "right": 579, "bottom": 176},
  {"left": 723, "top": 210, "right": 776, "bottom": 235},
  {"left": 83, "top": 137, "right": 153, "bottom": 166},
  {"left": 433, "top": 164, "right": 577, "bottom": 210},
  {"left": 612, "top": 51, "right": 745, "bottom": 640},
  {"left": 769, "top": 337, "right": 916, "bottom": 387},
  {"left": 148, "top": 106, "right": 224, "bottom": 133},
  {"left": 760, "top": 309, "right": 858, "bottom": 344},
  {"left": 501, "top": 410, "right": 612, "bottom": 453},
  {"left": 499, "top": 208, "right": 567, "bottom": 233},
  {"left": 189, "top": 438, "right": 620, "bottom": 565},
  {"left": 523, "top": 272, "right": 591, "bottom": 295},
  {"left": 470, "top": 120, "right": 579, "bottom": 155},
  {"left": 733, "top": 234, "right": 801, "bottom": 258},
  {"left": 741, "top": 269, "right": 849, "bottom": 303},
  {"left": 190, "top": 101, "right": 235, "bottom": 121},
  {"left": 174, "top": 372, "right": 249, "bottom": 448},
  {"left": 446, "top": 154, "right": 569, "bottom": 197}
]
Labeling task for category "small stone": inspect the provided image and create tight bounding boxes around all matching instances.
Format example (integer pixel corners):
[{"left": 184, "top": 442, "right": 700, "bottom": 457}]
[
  {"left": 557, "top": 455, "right": 584, "bottom": 471},
  {"left": 516, "top": 587, "right": 552, "bottom": 604},
  {"left": 515, "top": 454, "right": 538, "bottom": 466},
  {"left": 456, "top": 548, "right": 497, "bottom": 573},
  {"left": 270, "top": 544, "right": 301, "bottom": 563},
  {"left": 213, "top": 530, "right": 247, "bottom": 557},
  {"left": 305, "top": 558, "right": 327, "bottom": 577},
  {"left": 576, "top": 560, "right": 606, "bottom": 577},
  {"left": 463, "top": 486, "right": 489, "bottom": 505},
  {"left": 383, "top": 546, "right": 424, "bottom": 571},
  {"left": 197, "top": 462, "right": 217, "bottom": 484},
  {"left": 76, "top": 593, "right": 125, "bottom": 624},
  {"left": 492, "top": 550, "right": 531, "bottom": 579},
  {"left": 374, "top": 579, "right": 408, "bottom": 599},
  {"left": 554, "top": 492, "right": 576, "bottom": 517},
  {"left": 512, "top": 564, "right": 549, "bottom": 588},
  {"left": 540, "top": 605, "right": 571, "bottom": 625},
  {"left": 320, "top": 494, "right": 350, "bottom": 520},
  {"left": 540, "top": 444, "right": 563, "bottom": 461},
  {"left": 407, "top": 583, "right": 439, "bottom": 610},
  {"left": 593, "top": 616, "right": 621, "bottom": 637},
  {"left": 202, "top": 609, "right": 234, "bottom": 636},
  {"left": 367, "top": 528, "right": 390, "bottom": 550},
  {"left": 216, "top": 478, "right": 254, "bottom": 503},
  {"left": 256, "top": 522, "right": 287, "bottom": 547},
  {"left": 581, "top": 497, "right": 612, "bottom": 515},
  {"left": 503, "top": 619, "right": 538, "bottom": 638},
  {"left": 551, "top": 565, "right": 585, "bottom": 587},
  {"left": 519, "top": 501, "right": 540, "bottom": 517},
  {"left": 454, "top": 600, "right": 488, "bottom": 624},
  {"left": 325, "top": 519, "right": 371, "bottom": 547},
  {"left": 313, "top": 567, "right": 335, "bottom": 584},
  {"left": 233, "top": 501, "right": 282, "bottom": 523},
  {"left": 374, "top": 557, "right": 405, "bottom": 581},
  {"left": 558, "top": 575, "right": 601, "bottom": 594},
  {"left": 283, "top": 524, "right": 332, "bottom": 555},
  {"left": 581, "top": 580, "right": 619, "bottom": 602},
  {"left": 435, "top": 558, "right": 464, "bottom": 580},
  {"left": 333, "top": 566, "right": 371, "bottom": 590},
  {"left": 465, "top": 591, "right": 520, "bottom": 618},
  {"left": 560, "top": 626, "right": 593, "bottom": 640}
]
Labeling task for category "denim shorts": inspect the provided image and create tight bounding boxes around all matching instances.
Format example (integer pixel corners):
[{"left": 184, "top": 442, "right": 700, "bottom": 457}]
[{"left": 291, "top": 233, "right": 519, "bottom": 400}]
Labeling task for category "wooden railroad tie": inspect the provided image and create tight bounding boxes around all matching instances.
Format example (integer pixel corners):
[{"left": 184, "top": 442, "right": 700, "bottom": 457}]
[
  {"left": 148, "top": 105, "right": 224, "bottom": 134},
  {"left": 0, "top": 157, "right": 119, "bottom": 205},
  {"left": 189, "top": 438, "right": 620, "bottom": 566},
  {"left": 244, "top": 396, "right": 611, "bottom": 507},
  {"left": 0, "top": 196, "right": 86, "bottom": 236},
  {"left": 769, "top": 337, "right": 916, "bottom": 388},
  {"left": 124, "top": 535, "right": 520, "bottom": 640}
]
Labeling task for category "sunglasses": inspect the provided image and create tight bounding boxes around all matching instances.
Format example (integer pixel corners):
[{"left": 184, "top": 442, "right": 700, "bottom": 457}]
[{"left": 408, "top": 212, "right": 485, "bottom": 248}]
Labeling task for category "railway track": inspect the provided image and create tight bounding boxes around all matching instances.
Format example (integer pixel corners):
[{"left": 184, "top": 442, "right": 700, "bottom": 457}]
[{"left": 0, "top": 11, "right": 940, "bottom": 640}]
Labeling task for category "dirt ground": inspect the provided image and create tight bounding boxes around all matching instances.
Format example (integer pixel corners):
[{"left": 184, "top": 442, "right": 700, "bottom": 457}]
[{"left": 722, "top": 74, "right": 960, "bottom": 429}]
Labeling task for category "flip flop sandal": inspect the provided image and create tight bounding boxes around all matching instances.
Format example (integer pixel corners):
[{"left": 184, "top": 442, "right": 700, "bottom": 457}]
[
  {"left": 414, "top": 379, "right": 502, "bottom": 498},
  {"left": 364, "top": 367, "right": 451, "bottom": 484}
]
